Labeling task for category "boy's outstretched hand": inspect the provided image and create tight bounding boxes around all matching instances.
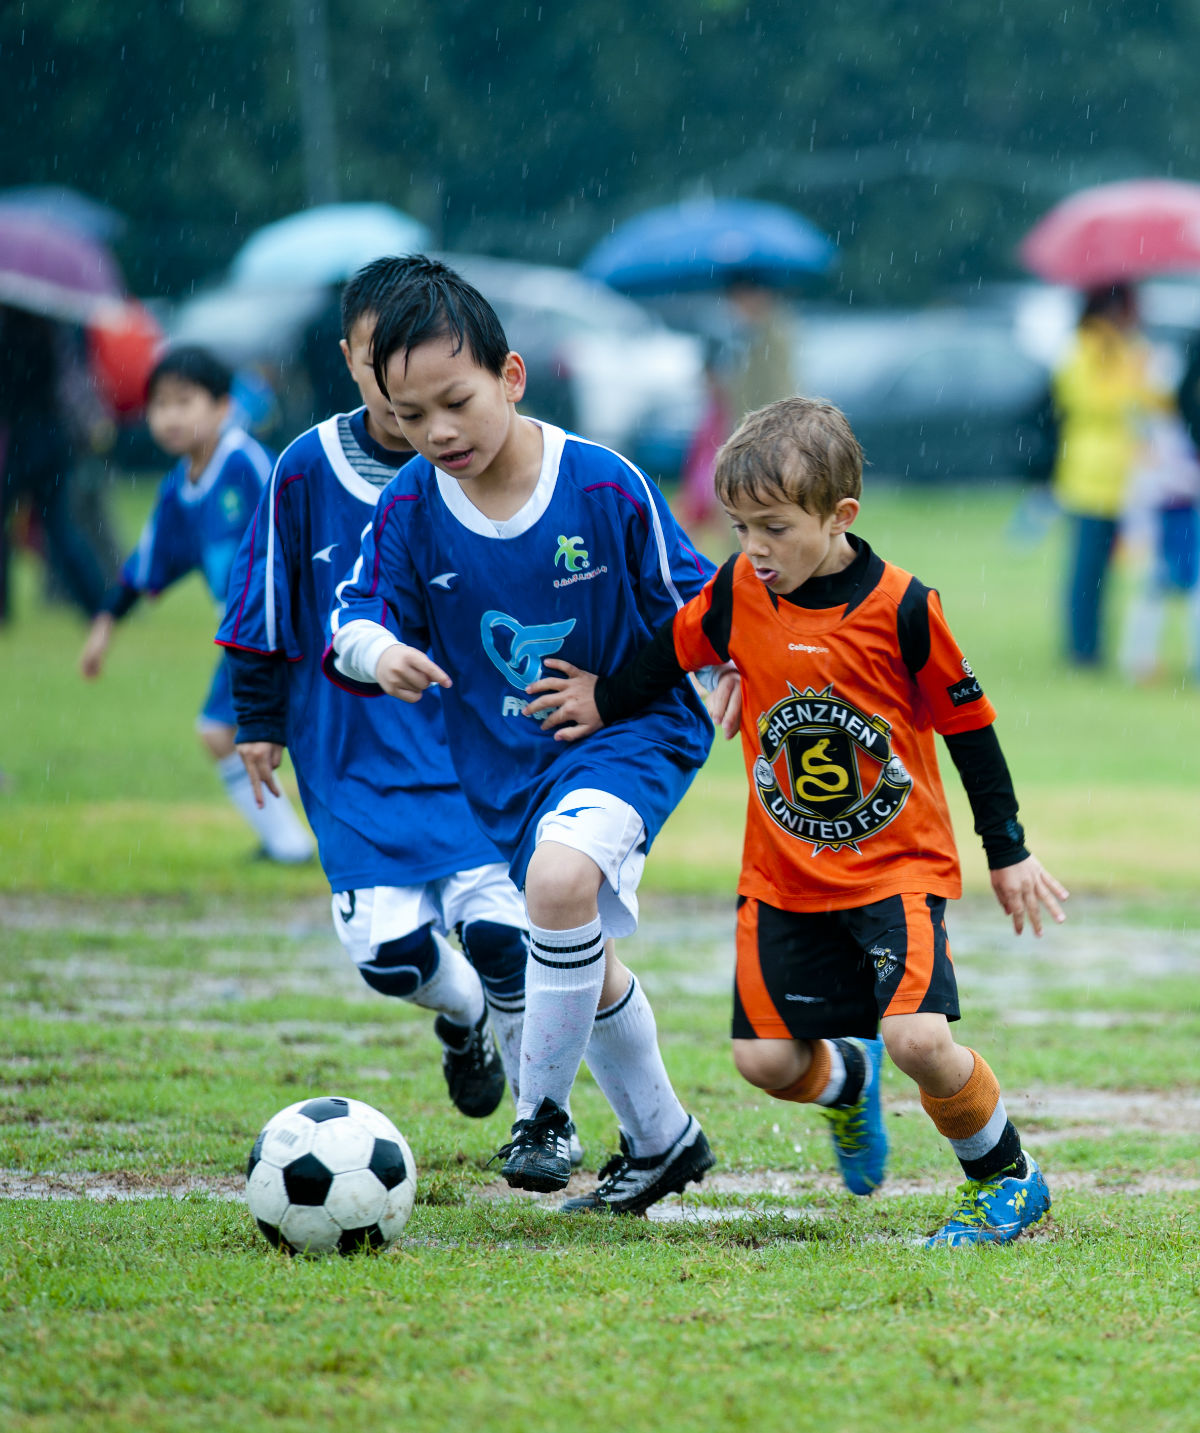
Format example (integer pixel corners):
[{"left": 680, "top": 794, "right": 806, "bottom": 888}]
[
  {"left": 375, "top": 643, "right": 452, "bottom": 703},
  {"left": 990, "top": 854, "right": 1069, "bottom": 937},
  {"left": 523, "top": 658, "right": 600, "bottom": 741}
]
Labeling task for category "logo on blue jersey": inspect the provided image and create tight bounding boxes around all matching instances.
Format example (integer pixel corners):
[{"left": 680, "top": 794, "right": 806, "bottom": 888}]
[
  {"left": 313, "top": 543, "right": 337, "bottom": 563},
  {"left": 430, "top": 572, "right": 458, "bottom": 590},
  {"left": 481, "top": 609, "right": 576, "bottom": 692},
  {"left": 554, "top": 534, "right": 589, "bottom": 573}
]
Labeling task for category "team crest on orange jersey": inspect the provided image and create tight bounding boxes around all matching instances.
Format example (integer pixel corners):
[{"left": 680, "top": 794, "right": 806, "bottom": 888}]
[{"left": 752, "top": 684, "right": 913, "bottom": 854}]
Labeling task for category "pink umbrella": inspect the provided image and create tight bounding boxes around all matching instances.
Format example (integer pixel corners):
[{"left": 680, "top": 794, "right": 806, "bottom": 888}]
[
  {"left": 0, "top": 209, "right": 124, "bottom": 322},
  {"left": 1019, "top": 178, "right": 1200, "bottom": 286}
]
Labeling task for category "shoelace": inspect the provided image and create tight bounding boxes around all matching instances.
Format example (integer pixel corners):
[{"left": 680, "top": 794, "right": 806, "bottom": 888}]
[
  {"left": 490, "top": 1107, "right": 564, "bottom": 1163},
  {"left": 943, "top": 1174, "right": 1006, "bottom": 1227},
  {"left": 820, "top": 1097, "right": 867, "bottom": 1153}
]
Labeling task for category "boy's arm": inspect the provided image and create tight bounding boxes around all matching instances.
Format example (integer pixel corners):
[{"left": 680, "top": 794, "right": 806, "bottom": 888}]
[
  {"left": 227, "top": 646, "right": 289, "bottom": 806},
  {"left": 945, "top": 725, "right": 1068, "bottom": 936}
]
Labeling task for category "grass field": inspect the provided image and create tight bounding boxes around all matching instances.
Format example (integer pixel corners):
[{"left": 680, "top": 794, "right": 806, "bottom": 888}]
[{"left": 1, "top": 478, "right": 1198, "bottom": 1432}]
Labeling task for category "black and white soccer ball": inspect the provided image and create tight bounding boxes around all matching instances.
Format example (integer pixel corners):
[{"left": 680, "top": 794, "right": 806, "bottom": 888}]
[{"left": 246, "top": 1096, "right": 417, "bottom": 1255}]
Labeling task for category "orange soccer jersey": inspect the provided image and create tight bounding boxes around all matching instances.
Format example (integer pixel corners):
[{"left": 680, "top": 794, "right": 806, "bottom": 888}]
[{"left": 672, "top": 546, "right": 996, "bottom": 912}]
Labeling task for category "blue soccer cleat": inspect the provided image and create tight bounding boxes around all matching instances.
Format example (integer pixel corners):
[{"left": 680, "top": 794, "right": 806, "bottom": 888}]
[
  {"left": 925, "top": 1153, "right": 1051, "bottom": 1247},
  {"left": 818, "top": 1035, "right": 888, "bottom": 1195}
]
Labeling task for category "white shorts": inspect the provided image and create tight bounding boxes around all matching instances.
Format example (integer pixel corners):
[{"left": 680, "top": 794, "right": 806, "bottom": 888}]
[
  {"left": 332, "top": 862, "right": 526, "bottom": 968},
  {"left": 534, "top": 787, "right": 647, "bottom": 940}
]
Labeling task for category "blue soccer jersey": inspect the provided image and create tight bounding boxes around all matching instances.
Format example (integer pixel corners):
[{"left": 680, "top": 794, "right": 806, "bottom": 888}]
[
  {"left": 323, "top": 421, "right": 716, "bottom": 885},
  {"left": 216, "top": 410, "right": 502, "bottom": 892},
  {"left": 119, "top": 426, "right": 274, "bottom": 606}
]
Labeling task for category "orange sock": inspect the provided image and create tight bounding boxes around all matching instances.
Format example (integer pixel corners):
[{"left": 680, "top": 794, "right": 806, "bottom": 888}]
[
  {"left": 766, "top": 1040, "right": 830, "bottom": 1104},
  {"left": 919, "top": 1049, "right": 999, "bottom": 1138}
]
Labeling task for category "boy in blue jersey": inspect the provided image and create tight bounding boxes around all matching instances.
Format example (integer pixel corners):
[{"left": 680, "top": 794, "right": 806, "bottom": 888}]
[
  {"left": 215, "top": 259, "right": 529, "bottom": 1122},
  {"left": 323, "top": 257, "right": 722, "bottom": 1213},
  {"left": 79, "top": 346, "right": 313, "bottom": 865}
]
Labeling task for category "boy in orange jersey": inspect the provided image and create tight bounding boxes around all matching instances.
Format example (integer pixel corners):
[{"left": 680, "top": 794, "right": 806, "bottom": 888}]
[{"left": 525, "top": 395, "right": 1068, "bottom": 1246}]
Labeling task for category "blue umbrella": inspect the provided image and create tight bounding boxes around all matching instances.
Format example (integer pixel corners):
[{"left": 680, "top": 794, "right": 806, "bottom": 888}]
[
  {"left": 582, "top": 198, "right": 836, "bottom": 295},
  {"left": 229, "top": 203, "right": 430, "bottom": 288}
]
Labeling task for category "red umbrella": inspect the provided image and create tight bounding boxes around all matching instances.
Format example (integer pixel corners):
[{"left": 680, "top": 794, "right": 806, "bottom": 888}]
[
  {"left": 0, "top": 209, "right": 124, "bottom": 322},
  {"left": 1019, "top": 179, "right": 1200, "bottom": 286}
]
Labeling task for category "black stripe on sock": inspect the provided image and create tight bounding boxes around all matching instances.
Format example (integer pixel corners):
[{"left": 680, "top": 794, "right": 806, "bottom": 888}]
[
  {"left": 959, "top": 1122, "right": 1023, "bottom": 1182},
  {"left": 594, "top": 977, "right": 637, "bottom": 1023},
  {"left": 529, "top": 944, "right": 604, "bottom": 970}
]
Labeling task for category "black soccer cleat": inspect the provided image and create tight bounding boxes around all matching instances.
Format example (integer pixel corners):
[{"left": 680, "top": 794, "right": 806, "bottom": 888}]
[
  {"left": 434, "top": 1011, "right": 506, "bottom": 1118},
  {"left": 560, "top": 1115, "right": 715, "bottom": 1216},
  {"left": 492, "top": 1096, "right": 574, "bottom": 1192}
]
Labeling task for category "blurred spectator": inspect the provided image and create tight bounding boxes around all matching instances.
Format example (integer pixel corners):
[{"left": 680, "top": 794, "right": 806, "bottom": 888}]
[
  {"left": 0, "top": 303, "right": 109, "bottom": 623},
  {"left": 679, "top": 281, "right": 797, "bottom": 534},
  {"left": 1117, "top": 412, "right": 1200, "bottom": 683},
  {"left": 1050, "top": 283, "right": 1169, "bottom": 667}
]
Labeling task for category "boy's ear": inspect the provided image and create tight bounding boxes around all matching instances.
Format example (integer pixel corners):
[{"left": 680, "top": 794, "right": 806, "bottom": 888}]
[
  {"left": 832, "top": 497, "right": 860, "bottom": 534},
  {"left": 339, "top": 338, "right": 353, "bottom": 375},
  {"left": 501, "top": 351, "right": 527, "bottom": 404}
]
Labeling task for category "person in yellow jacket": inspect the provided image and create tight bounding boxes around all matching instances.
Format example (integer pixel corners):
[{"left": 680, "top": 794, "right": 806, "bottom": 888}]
[{"left": 1052, "top": 283, "right": 1168, "bottom": 665}]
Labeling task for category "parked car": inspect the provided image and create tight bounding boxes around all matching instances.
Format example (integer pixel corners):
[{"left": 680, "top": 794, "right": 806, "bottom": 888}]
[
  {"left": 797, "top": 307, "right": 1055, "bottom": 481},
  {"left": 165, "top": 255, "right": 705, "bottom": 475}
]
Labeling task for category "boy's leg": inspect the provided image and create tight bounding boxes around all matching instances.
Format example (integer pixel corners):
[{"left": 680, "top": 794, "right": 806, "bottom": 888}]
[
  {"left": 729, "top": 898, "right": 887, "bottom": 1195},
  {"left": 332, "top": 885, "right": 505, "bottom": 1119},
  {"left": 500, "top": 789, "right": 710, "bottom": 1202},
  {"left": 201, "top": 661, "right": 312, "bottom": 864},
  {"left": 868, "top": 892, "right": 1050, "bottom": 1245},
  {"left": 560, "top": 955, "right": 713, "bottom": 1214}
]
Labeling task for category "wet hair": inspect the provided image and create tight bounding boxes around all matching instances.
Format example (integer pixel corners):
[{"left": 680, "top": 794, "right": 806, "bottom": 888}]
[
  {"left": 146, "top": 345, "right": 232, "bottom": 401},
  {"left": 339, "top": 255, "right": 426, "bottom": 341},
  {"left": 714, "top": 396, "right": 863, "bottom": 517},
  {"left": 1080, "top": 281, "right": 1135, "bottom": 326},
  {"left": 368, "top": 254, "right": 510, "bottom": 398}
]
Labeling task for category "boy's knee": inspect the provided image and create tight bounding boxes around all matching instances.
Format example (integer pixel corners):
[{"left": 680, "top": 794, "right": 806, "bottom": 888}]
[
  {"left": 731, "top": 1038, "right": 800, "bottom": 1090},
  {"left": 524, "top": 842, "right": 603, "bottom": 927},
  {"left": 357, "top": 921, "right": 437, "bottom": 999},
  {"left": 458, "top": 919, "right": 526, "bottom": 1000},
  {"left": 882, "top": 1015, "right": 954, "bottom": 1079}
]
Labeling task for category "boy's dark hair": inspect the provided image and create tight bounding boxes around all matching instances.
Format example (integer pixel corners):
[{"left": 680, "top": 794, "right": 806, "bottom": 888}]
[
  {"left": 368, "top": 255, "right": 510, "bottom": 398},
  {"left": 147, "top": 345, "right": 233, "bottom": 401},
  {"left": 339, "top": 256, "right": 425, "bottom": 341},
  {"left": 1080, "top": 281, "right": 1135, "bottom": 327},
  {"left": 714, "top": 396, "right": 863, "bottom": 517}
]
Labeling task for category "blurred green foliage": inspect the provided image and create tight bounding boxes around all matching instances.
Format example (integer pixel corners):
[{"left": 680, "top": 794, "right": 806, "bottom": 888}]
[{"left": 3, "top": 1, "right": 1196, "bottom": 300}]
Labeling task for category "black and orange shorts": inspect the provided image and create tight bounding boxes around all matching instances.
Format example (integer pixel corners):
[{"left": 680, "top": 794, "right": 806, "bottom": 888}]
[{"left": 732, "top": 892, "right": 960, "bottom": 1041}]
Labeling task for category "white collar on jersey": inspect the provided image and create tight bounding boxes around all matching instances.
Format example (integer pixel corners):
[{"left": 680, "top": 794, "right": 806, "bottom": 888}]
[
  {"left": 434, "top": 419, "right": 565, "bottom": 539},
  {"left": 176, "top": 425, "right": 245, "bottom": 505},
  {"left": 316, "top": 409, "right": 389, "bottom": 506}
]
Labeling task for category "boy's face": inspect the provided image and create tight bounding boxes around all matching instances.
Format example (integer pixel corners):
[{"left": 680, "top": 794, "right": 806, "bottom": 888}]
[
  {"left": 723, "top": 492, "right": 859, "bottom": 595},
  {"left": 383, "top": 336, "right": 526, "bottom": 482},
  {"left": 340, "top": 314, "right": 410, "bottom": 450},
  {"left": 146, "top": 376, "right": 229, "bottom": 461}
]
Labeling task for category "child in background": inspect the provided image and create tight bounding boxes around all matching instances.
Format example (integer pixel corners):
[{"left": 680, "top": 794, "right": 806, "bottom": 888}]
[
  {"left": 79, "top": 345, "right": 312, "bottom": 865},
  {"left": 217, "top": 258, "right": 530, "bottom": 1122},
  {"left": 529, "top": 396, "right": 1069, "bottom": 1246}
]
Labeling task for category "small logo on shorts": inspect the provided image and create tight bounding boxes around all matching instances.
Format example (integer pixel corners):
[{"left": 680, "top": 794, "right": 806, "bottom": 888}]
[
  {"left": 784, "top": 993, "right": 823, "bottom": 1003},
  {"left": 869, "top": 943, "right": 897, "bottom": 979},
  {"left": 337, "top": 892, "right": 356, "bottom": 924}
]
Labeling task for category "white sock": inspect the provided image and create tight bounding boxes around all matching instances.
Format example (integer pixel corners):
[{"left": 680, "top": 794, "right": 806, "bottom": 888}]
[
  {"left": 518, "top": 916, "right": 606, "bottom": 1121},
  {"left": 217, "top": 752, "right": 313, "bottom": 863},
  {"left": 813, "top": 1041, "right": 848, "bottom": 1107},
  {"left": 408, "top": 930, "right": 485, "bottom": 1032},
  {"left": 485, "top": 994, "right": 525, "bottom": 1103},
  {"left": 584, "top": 975, "right": 688, "bottom": 1157}
]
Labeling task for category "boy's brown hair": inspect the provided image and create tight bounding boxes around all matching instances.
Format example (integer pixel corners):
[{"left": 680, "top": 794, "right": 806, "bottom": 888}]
[{"left": 714, "top": 396, "right": 863, "bottom": 517}]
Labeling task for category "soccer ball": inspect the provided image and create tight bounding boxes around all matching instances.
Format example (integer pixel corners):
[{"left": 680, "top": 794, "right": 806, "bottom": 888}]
[{"left": 246, "top": 1095, "right": 417, "bottom": 1255}]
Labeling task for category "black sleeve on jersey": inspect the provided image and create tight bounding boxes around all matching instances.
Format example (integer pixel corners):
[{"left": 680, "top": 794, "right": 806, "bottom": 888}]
[
  {"left": 227, "top": 646, "right": 289, "bottom": 746},
  {"left": 594, "top": 620, "right": 687, "bottom": 725},
  {"left": 101, "top": 581, "right": 140, "bottom": 620},
  {"left": 698, "top": 555, "right": 738, "bottom": 663},
  {"left": 896, "top": 575, "right": 933, "bottom": 678},
  {"left": 943, "top": 725, "right": 1030, "bottom": 870}
]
